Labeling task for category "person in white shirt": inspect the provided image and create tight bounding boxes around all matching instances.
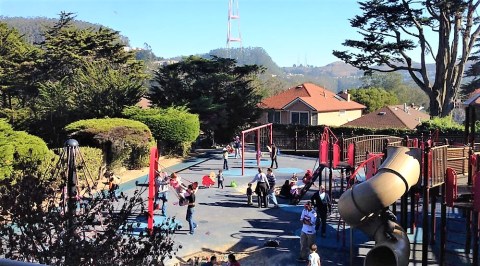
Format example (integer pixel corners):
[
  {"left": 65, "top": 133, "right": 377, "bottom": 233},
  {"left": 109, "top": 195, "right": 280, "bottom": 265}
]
[
  {"left": 308, "top": 243, "right": 321, "bottom": 266},
  {"left": 154, "top": 172, "right": 170, "bottom": 216},
  {"left": 248, "top": 168, "right": 270, "bottom": 208},
  {"left": 298, "top": 201, "right": 317, "bottom": 262}
]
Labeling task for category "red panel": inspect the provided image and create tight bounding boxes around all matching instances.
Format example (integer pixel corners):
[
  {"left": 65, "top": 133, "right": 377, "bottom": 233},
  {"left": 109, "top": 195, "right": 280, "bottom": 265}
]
[
  {"left": 474, "top": 172, "right": 480, "bottom": 212},
  {"left": 347, "top": 143, "right": 355, "bottom": 167},
  {"left": 320, "top": 140, "right": 328, "bottom": 165},
  {"left": 445, "top": 167, "right": 457, "bottom": 207},
  {"left": 148, "top": 146, "right": 158, "bottom": 233},
  {"left": 333, "top": 143, "right": 340, "bottom": 168},
  {"left": 412, "top": 138, "right": 418, "bottom": 148},
  {"left": 365, "top": 153, "right": 382, "bottom": 180}
]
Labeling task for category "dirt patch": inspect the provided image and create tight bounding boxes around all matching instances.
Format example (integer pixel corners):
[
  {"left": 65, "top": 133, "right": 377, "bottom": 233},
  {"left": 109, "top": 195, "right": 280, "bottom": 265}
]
[{"left": 115, "top": 156, "right": 183, "bottom": 184}]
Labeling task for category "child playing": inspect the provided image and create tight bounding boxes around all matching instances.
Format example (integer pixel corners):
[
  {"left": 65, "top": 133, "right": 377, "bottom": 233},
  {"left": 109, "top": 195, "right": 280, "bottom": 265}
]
[
  {"left": 217, "top": 169, "right": 225, "bottom": 189},
  {"left": 308, "top": 244, "right": 321, "bottom": 266},
  {"left": 222, "top": 148, "right": 229, "bottom": 170},
  {"left": 246, "top": 183, "right": 253, "bottom": 205}
]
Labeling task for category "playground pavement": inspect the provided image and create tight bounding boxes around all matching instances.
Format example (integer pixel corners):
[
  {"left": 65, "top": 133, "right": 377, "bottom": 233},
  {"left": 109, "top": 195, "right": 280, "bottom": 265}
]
[{"left": 119, "top": 149, "right": 471, "bottom": 266}]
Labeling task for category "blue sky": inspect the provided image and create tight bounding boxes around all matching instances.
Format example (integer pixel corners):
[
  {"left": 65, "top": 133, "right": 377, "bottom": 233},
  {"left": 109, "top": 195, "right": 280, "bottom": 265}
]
[{"left": 0, "top": 0, "right": 363, "bottom": 67}]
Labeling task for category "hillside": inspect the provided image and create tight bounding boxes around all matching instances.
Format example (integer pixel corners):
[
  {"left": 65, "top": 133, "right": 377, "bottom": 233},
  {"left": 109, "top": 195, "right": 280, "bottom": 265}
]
[
  {"left": 0, "top": 16, "right": 130, "bottom": 45},
  {"left": 1, "top": 16, "right": 446, "bottom": 94}
]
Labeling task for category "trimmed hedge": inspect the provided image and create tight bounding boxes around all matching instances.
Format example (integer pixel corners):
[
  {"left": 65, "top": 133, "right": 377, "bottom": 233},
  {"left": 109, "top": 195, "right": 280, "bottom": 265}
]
[
  {"left": 64, "top": 118, "right": 153, "bottom": 170},
  {"left": 123, "top": 106, "right": 200, "bottom": 156},
  {"left": 0, "top": 120, "right": 52, "bottom": 180}
]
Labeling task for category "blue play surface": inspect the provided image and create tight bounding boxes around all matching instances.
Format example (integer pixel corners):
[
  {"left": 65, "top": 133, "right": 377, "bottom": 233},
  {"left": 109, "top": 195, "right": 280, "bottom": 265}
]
[{"left": 128, "top": 213, "right": 182, "bottom": 235}]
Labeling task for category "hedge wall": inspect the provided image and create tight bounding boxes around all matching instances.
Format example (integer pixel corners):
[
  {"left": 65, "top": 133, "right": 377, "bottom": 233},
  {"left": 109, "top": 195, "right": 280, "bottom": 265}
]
[
  {"left": 123, "top": 106, "right": 200, "bottom": 156},
  {"left": 0, "top": 120, "right": 52, "bottom": 180},
  {"left": 64, "top": 118, "right": 153, "bottom": 170}
]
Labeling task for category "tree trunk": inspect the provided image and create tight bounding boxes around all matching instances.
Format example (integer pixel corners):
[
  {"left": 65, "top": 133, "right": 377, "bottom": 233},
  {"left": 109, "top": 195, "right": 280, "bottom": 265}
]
[{"left": 429, "top": 88, "right": 441, "bottom": 117}]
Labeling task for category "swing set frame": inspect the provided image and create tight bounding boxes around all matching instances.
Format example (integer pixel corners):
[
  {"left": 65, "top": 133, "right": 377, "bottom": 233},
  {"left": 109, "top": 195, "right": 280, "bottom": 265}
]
[{"left": 241, "top": 123, "right": 273, "bottom": 175}]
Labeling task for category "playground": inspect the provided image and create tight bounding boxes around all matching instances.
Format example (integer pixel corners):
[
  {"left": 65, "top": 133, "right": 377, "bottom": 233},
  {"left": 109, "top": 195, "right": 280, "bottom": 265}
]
[
  {"left": 115, "top": 119, "right": 480, "bottom": 265},
  {"left": 44, "top": 104, "right": 480, "bottom": 266}
]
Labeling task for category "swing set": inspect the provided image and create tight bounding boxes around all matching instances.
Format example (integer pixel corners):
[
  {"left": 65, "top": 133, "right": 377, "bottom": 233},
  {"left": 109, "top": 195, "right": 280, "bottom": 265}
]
[
  {"left": 144, "top": 147, "right": 197, "bottom": 233},
  {"left": 240, "top": 123, "right": 273, "bottom": 175}
]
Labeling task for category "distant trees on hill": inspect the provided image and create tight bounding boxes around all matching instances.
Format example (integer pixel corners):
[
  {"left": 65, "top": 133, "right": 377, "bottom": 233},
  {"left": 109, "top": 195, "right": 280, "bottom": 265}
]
[{"left": 148, "top": 56, "right": 264, "bottom": 143}]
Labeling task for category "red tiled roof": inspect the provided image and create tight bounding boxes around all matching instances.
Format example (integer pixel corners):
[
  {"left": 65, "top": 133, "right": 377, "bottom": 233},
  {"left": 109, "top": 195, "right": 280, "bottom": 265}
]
[
  {"left": 343, "top": 105, "right": 430, "bottom": 130},
  {"left": 261, "top": 83, "right": 366, "bottom": 112}
]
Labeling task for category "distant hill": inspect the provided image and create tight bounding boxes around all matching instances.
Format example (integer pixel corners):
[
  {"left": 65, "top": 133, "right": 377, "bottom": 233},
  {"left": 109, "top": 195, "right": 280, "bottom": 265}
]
[
  {"left": 2, "top": 16, "right": 450, "bottom": 94},
  {"left": 0, "top": 16, "right": 130, "bottom": 45}
]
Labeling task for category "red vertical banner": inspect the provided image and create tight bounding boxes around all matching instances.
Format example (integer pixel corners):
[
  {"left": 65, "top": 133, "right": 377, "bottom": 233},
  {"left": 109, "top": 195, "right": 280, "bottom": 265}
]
[
  {"left": 347, "top": 143, "right": 355, "bottom": 167},
  {"left": 333, "top": 143, "right": 340, "bottom": 168},
  {"left": 320, "top": 140, "right": 328, "bottom": 165},
  {"left": 148, "top": 146, "right": 158, "bottom": 233}
]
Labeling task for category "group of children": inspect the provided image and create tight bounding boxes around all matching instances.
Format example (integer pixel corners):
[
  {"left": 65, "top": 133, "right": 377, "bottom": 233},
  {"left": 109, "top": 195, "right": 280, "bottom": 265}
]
[{"left": 278, "top": 170, "right": 316, "bottom": 200}]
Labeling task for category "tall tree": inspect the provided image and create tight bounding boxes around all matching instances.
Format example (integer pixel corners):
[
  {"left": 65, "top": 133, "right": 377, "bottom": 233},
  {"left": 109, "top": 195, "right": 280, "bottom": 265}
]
[
  {"left": 349, "top": 87, "right": 399, "bottom": 113},
  {"left": 148, "top": 56, "right": 264, "bottom": 142},
  {"left": 333, "top": 0, "right": 480, "bottom": 117},
  {"left": 0, "top": 22, "right": 40, "bottom": 126},
  {"left": 360, "top": 72, "right": 429, "bottom": 108},
  {"left": 29, "top": 12, "right": 146, "bottom": 146}
]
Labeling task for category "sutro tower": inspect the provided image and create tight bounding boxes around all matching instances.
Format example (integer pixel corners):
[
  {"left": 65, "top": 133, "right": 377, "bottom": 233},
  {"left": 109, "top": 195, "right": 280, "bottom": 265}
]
[{"left": 227, "top": 0, "right": 242, "bottom": 48}]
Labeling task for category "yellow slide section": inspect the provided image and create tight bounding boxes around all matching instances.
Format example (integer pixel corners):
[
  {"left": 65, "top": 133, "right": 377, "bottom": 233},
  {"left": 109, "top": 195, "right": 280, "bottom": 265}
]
[{"left": 338, "top": 146, "right": 421, "bottom": 266}]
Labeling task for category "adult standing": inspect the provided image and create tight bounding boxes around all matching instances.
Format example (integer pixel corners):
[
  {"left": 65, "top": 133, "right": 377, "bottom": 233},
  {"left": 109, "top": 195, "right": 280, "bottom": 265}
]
[
  {"left": 248, "top": 168, "right": 270, "bottom": 208},
  {"left": 310, "top": 185, "right": 331, "bottom": 237},
  {"left": 234, "top": 136, "right": 242, "bottom": 159},
  {"left": 270, "top": 143, "right": 278, "bottom": 169},
  {"left": 298, "top": 201, "right": 317, "bottom": 262},
  {"left": 154, "top": 172, "right": 169, "bottom": 216},
  {"left": 185, "top": 184, "right": 198, "bottom": 235},
  {"left": 266, "top": 168, "right": 279, "bottom": 208}
]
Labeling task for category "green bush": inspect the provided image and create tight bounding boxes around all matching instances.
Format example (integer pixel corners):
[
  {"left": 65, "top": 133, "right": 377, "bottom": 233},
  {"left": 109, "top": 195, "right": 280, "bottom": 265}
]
[
  {"left": 0, "top": 120, "right": 52, "bottom": 180},
  {"left": 64, "top": 118, "right": 153, "bottom": 170},
  {"left": 417, "top": 116, "right": 464, "bottom": 134},
  {"left": 77, "top": 146, "right": 103, "bottom": 181},
  {"left": 123, "top": 106, "right": 200, "bottom": 156}
]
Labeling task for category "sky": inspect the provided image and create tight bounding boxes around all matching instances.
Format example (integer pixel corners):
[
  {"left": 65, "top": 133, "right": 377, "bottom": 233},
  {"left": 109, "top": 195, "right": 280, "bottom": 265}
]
[{"left": 0, "top": 0, "right": 363, "bottom": 67}]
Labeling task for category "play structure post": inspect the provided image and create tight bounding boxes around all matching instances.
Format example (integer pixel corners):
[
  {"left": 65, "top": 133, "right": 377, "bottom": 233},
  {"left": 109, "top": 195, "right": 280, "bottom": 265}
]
[
  {"left": 328, "top": 135, "right": 334, "bottom": 198},
  {"left": 440, "top": 182, "right": 447, "bottom": 265},
  {"left": 241, "top": 132, "right": 245, "bottom": 175},
  {"left": 147, "top": 146, "right": 159, "bottom": 233},
  {"left": 422, "top": 142, "right": 430, "bottom": 266}
]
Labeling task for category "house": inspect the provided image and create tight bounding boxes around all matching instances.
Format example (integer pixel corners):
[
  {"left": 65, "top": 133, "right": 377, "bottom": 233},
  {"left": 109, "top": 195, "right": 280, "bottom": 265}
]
[
  {"left": 343, "top": 104, "right": 430, "bottom": 130},
  {"left": 258, "top": 83, "right": 366, "bottom": 126}
]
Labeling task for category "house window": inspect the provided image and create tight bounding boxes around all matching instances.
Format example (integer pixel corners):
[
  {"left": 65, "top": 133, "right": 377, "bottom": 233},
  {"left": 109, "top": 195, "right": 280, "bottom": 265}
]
[
  {"left": 268, "top": 111, "right": 281, "bottom": 123},
  {"left": 291, "top": 112, "right": 309, "bottom": 125},
  {"left": 339, "top": 110, "right": 346, "bottom": 116}
]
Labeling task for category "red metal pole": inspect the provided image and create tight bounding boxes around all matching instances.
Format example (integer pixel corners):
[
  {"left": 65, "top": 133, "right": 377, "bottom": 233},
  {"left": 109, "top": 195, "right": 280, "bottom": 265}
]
[
  {"left": 147, "top": 146, "right": 158, "bottom": 233},
  {"left": 242, "top": 132, "right": 245, "bottom": 176},
  {"left": 256, "top": 129, "right": 260, "bottom": 166},
  {"left": 269, "top": 124, "right": 273, "bottom": 147}
]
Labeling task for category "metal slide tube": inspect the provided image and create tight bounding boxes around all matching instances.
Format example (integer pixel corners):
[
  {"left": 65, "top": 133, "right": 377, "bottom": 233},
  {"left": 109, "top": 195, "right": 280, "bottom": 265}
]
[{"left": 338, "top": 146, "right": 421, "bottom": 266}]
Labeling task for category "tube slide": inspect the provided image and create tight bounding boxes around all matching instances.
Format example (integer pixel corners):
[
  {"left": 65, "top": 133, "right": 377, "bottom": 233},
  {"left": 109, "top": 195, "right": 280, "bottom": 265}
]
[{"left": 338, "top": 146, "right": 421, "bottom": 266}]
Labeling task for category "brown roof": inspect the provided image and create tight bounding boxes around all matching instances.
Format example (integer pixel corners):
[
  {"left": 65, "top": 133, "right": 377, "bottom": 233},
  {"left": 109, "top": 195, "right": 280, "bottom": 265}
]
[
  {"left": 137, "top": 97, "right": 151, "bottom": 109},
  {"left": 261, "top": 83, "right": 366, "bottom": 112},
  {"left": 343, "top": 105, "right": 430, "bottom": 130}
]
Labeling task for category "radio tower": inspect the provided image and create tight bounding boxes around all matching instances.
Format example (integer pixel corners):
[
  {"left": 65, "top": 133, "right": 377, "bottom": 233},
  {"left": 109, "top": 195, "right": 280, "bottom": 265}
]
[{"left": 227, "top": 0, "right": 242, "bottom": 48}]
